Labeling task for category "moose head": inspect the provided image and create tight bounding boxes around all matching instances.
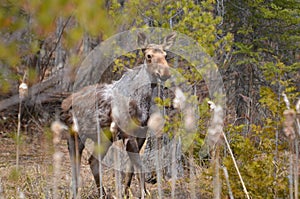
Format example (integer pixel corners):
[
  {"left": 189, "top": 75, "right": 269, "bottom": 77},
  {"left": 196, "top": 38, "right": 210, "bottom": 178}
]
[{"left": 137, "top": 32, "right": 176, "bottom": 81}]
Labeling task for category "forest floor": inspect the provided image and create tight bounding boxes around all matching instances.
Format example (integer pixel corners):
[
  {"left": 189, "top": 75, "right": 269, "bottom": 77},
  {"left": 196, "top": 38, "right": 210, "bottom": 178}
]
[{"left": 0, "top": 124, "right": 210, "bottom": 199}]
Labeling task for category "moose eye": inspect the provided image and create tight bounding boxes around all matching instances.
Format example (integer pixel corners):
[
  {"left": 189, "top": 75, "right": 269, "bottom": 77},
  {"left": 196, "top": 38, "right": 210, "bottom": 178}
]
[{"left": 146, "top": 54, "right": 152, "bottom": 60}]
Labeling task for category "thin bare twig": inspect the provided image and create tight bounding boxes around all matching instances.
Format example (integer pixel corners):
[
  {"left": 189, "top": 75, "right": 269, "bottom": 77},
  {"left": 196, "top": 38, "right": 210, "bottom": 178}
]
[
  {"left": 95, "top": 90, "right": 104, "bottom": 198},
  {"left": 16, "top": 97, "right": 22, "bottom": 169},
  {"left": 222, "top": 131, "right": 250, "bottom": 199},
  {"left": 40, "top": 16, "right": 72, "bottom": 81},
  {"left": 282, "top": 93, "right": 298, "bottom": 199},
  {"left": 51, "top": 121, "right": 64, "bottom": 199},
  {"left": 16, "top": 74, "right": 28, "bottom": 169},
  {"left": 222, "top": 166, "right": 234, "bottom": 199},
  {"left": 213, "top": 148, "right": 221, "bottom": 199}
]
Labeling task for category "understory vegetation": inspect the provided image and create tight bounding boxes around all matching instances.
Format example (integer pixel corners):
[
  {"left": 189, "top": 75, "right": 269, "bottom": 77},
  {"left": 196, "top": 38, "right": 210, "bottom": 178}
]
[{"left": 0, "top": 0, "right": 299, "bottom": 198}]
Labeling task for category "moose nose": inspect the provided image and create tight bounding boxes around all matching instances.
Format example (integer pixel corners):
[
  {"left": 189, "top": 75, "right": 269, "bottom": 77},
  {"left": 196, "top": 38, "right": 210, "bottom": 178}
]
[
  {"left": 159, "top": 76, "right": 171, "bottom": 82},
  {"left": 157, "top": 66, "right": 171, "bottom": 81},
  {"left": 159, "top": 73, "right": 171, "bottom": 81}
]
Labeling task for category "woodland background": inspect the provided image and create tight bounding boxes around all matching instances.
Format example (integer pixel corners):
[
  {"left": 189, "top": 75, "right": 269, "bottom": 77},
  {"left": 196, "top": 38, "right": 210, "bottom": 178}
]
[{"left": 0, "top": 0, "right": 299, "bottom": 198}]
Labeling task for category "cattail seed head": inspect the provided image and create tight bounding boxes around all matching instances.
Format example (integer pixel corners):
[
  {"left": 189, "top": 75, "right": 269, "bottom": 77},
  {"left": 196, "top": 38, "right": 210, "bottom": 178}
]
[
  {"left": 110, "top": 121, "right": 118, "bottom": 133},
  {"left": 283, "top": 109, "right": 296, "bottom": 140},
  {"left": 207, "top": 101, "right": 224, "bottom": 146},
  {"left": 208, "top": 101, "right": 216, "bottom": 111},
  {"left": 184, "top": 107, "right": 195, "bottom": 131},
  {"left": 19, "top": 83, "right": 28, "bottom": 100},
  {"left": 51, "top": 120, "right": 68, "bottom": 144},
  {"left": 173, "top": 87, "right": 186, "bottom": 109},
  {"left": 148, "top": 112, "right": 165, "bottom": 137},
  {"left": 53, "top": 151, "right": 63, "bottom": 162}
]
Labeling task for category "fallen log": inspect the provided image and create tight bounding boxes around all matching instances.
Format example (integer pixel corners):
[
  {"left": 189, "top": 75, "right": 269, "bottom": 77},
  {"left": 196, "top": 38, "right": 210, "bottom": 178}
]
[{"left": 0, "top": 70, "right": 65, "bottom": 112}]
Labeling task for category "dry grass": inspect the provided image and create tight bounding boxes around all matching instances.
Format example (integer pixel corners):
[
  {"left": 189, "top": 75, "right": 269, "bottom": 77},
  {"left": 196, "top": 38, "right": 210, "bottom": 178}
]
[{"left": 0, "top": 130, "right": 211, "bottom": 199}]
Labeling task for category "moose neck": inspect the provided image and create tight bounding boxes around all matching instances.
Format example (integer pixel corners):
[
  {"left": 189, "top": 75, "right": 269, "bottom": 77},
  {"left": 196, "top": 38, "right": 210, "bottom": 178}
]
[
  {"left": 112, "top": 63, "right": 157, "bottom": 98},
  {"left": 111, "top": 63, "right": 158, "bottom": 126}
]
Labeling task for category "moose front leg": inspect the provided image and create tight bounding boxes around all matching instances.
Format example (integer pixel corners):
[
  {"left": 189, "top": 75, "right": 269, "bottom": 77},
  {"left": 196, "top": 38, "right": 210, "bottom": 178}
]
[{"left": 124, "top": 137, "right": 147, "bottom": 199}]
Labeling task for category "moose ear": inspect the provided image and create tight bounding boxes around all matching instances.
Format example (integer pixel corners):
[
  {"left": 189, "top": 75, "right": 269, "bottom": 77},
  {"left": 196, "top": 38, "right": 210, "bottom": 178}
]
[
  {"left": 162, "top": 32, "right": 176, "bottom": 50},
  {"left": 137, "top": 32, "right": 148, "bottom": 49}
]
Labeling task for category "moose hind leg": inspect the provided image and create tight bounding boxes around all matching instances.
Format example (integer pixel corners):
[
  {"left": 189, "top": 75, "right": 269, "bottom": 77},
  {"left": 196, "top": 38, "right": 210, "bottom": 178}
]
[
  {"left": 68, "top": 133, "right": 85, "bottom": 198},
  {"left": 88, "top": 155, "right": 106, "bottom": 197},
  {"left": 137, "top": 137, "right": 148, "bottom": 195},
  {"left": 125, "top": 138, "right": 146, "bottom": 199},
  {"left": 88, "top": 135, "right": 112, "bottom": 198},
  {"left": 124, "top": 162, "right": 134, "bottom": 198}
]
